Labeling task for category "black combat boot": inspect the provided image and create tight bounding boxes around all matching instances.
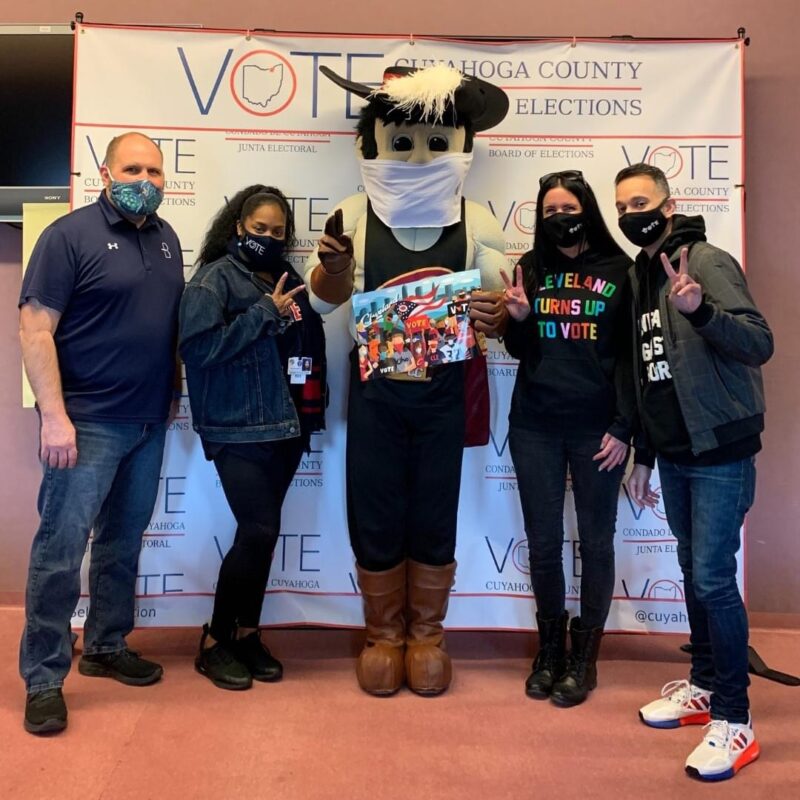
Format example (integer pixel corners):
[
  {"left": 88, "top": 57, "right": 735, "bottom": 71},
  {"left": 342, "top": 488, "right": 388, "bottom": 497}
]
[
  {"left": 525, "top": 610, "right": 568, "bottom": 699},
  {"left": 550, "top": 617, "right": 603, "bottom": 707}
]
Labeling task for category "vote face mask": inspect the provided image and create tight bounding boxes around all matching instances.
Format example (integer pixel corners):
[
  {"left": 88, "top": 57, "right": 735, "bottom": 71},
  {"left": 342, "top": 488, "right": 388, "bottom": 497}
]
[
  {"left": 618, "top": 200, "right": 669, "bottom": 247},
  {"left": 359, "top": 152, "right": 474, "bottom": 228},
  {"left": 239, "top": 231, "right": 285, "bottom": 272},
  {"left": 107, "top": 177, "right": 164, "bottom": 216},
  {"left": 541, "top": 212, "right": 586, "bottom": 247}
]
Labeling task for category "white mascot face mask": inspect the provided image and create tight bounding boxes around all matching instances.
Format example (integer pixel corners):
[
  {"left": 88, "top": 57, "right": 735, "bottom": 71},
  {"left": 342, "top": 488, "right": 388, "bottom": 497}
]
[{"left": 359, "top": 152, "right": 474, "bottom": 229}]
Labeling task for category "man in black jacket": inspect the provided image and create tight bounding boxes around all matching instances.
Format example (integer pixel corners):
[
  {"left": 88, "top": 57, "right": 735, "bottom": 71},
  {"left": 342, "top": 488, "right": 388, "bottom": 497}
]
[{"left": 616, "top": 163, "right": 773, "bottom": 782}]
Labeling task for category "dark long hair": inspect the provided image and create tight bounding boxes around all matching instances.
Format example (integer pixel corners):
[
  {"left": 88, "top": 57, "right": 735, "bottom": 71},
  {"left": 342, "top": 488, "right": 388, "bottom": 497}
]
[
  {"left": 520, "top": 172, "right": 624, "bottom": 295},
  {"left": 196, "top": 184, "right": 296, "bottom": 266},
  {"left": 355, "top": 101, "right": 475, "bottom": 160}
]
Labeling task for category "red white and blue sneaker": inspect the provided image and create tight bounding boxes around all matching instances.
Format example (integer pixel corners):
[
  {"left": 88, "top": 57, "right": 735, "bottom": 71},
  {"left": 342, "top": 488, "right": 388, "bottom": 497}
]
[
  {"left": 639, "top": 679, "right": 712, "bottom": 728},
  {"left": 685, "top": 717, "right": 760, "bottom": 781}
]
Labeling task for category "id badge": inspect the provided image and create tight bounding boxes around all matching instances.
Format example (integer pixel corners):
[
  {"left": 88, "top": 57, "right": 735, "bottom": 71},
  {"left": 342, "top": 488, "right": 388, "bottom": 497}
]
[{"left": 288, "top": 357, "right": 312, "bottom": 384}]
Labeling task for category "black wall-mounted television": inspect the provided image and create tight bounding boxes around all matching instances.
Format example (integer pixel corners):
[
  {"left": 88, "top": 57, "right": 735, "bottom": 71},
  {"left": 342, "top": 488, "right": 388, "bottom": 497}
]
[{"left": 0, "top": 25, "right": 74, "bottom": 222}]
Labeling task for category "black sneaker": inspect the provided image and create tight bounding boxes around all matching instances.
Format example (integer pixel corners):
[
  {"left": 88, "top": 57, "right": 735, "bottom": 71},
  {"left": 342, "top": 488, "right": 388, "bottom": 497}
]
[
  {"left": 195, "top": 642, "right": 253, "bottom": 691},
  {"left": 24, "top": 688, "right": 67, "bottom": 735},
  {"left": 232, "top": 631, "right": 284, "bottom": 682},
  {"left": 78, "top": 648, "right": 163, "bottom": 686}
]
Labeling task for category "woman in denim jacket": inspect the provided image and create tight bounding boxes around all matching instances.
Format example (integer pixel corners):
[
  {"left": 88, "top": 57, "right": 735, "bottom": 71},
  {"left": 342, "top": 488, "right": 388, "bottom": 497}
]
[{"left": 180, "top": 185, "right": 326, "bottom": 690}]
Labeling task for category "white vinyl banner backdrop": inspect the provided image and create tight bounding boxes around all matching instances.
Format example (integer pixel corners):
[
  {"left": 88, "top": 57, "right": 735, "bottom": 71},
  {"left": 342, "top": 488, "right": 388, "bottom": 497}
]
[{"left": 69, "top": 24, "right": 745, "bottom": 633}]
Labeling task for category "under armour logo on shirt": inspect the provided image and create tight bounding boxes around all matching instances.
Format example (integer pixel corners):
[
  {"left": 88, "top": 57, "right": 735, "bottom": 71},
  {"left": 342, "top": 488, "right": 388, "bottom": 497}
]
[
  {"left": 107, "top": 242, "right": 119, "bottom": 250},
  {"left": 161, "top": 242, "right": 172, "bottom": 259}
]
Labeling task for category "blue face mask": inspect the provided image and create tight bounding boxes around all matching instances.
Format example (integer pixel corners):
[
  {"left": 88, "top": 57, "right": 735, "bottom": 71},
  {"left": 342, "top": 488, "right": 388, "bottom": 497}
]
[
  {"left": 108, "top": 177, "right": 164, "bottom": 216},
  {"left": 239, "top": 231, "right": 285, "bottom": 273}
]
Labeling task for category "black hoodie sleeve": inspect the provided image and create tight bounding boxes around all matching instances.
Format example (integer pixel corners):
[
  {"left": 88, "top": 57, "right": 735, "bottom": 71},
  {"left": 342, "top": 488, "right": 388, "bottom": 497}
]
[
  {"left": 502, "top": 316, "right": 532, "bottom": 361},
  {"left": 607, "top": 277, "right": 636, "bottom": 443},
  {"left": 633, "top": 438, "right": 656, "bottom": 469}
]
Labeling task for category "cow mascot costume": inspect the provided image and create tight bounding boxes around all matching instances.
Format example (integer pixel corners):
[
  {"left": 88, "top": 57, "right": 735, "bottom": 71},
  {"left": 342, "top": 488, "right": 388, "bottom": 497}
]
[{"left": 305, "top": 64, "right": 510, "bottom": 695}]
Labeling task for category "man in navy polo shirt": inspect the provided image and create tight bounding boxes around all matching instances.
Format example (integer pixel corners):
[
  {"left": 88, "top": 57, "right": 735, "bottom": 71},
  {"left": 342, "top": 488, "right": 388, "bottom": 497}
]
[{"left": 18, "top": 131, "right": 184, "bottom": 734}]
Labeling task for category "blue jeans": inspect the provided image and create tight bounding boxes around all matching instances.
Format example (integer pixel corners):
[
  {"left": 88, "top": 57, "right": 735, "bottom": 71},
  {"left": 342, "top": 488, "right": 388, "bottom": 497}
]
[
  {"left": 657, "top": 455, "right": 756, "bottom": 724},
  {"left": 509, "top": 426, "right": 624, "bottom": 629},
  {"left": 20, "top": 420, "right": 167, "bottom": 693}
]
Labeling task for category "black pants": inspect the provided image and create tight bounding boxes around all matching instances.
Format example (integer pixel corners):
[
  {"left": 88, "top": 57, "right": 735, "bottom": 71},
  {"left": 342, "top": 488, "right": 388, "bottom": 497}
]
[
  {"left": 209, "top": 438, "right": 304, "bottom": 641},
  {"left": 346, "top": 369, "right": 465, "bottom": 572},
  {"left": 509, "top": 425, "right": 624, "bottom": 629}
]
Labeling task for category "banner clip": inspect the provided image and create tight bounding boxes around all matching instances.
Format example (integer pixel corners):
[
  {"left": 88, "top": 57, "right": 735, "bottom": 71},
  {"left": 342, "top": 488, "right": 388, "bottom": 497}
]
[
  {"left": 409, "top": 32, "right": 415, "bottom": 47},
  {"left": 571, "top": 36, "right": 577, "bottom": 48}
]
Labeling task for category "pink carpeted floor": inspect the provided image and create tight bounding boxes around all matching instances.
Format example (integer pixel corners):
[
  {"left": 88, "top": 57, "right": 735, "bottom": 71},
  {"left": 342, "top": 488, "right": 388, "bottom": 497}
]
[{"left": 0, "top": 607, "right": 798, "bottom": 799}]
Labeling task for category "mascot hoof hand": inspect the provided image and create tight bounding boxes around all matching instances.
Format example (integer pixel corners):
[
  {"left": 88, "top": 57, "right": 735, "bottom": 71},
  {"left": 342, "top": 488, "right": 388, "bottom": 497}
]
[
  {"left": 318, "top": 250, "right": 354, "bottom": 275},
  {"left": 405, "top": 643, "right": 452, "bottom": 696},
  {"left": 470, "top": 290, "right": 509, "bottom": 338},
  {"left": 312, "top": 209, "right": 356, "bottom": 303},
  {"left": 356, "top": 642, "right": 405, "bottom": 696},
  {"left": 318, "top": 208, "right": 354, "bottom": 275}
]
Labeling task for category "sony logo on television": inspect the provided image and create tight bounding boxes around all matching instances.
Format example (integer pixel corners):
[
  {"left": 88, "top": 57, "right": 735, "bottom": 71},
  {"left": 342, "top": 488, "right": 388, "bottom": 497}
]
[{"left": 43, "top": 195, "right": 65, "bottom": 200}]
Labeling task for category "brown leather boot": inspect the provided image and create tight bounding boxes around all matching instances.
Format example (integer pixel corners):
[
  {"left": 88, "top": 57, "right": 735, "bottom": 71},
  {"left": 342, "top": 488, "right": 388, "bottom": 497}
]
[
  {"left": 405, "top": 559, "right": 456, "bottom": 696},
  {"left": 355, "top": 562, "right": 406, "bottom": 696}
]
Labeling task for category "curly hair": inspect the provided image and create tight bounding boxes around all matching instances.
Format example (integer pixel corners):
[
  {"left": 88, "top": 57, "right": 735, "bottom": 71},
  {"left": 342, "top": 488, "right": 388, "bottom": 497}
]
[{"left": 196, "top": 184, "right": 296, "bottom": 266}]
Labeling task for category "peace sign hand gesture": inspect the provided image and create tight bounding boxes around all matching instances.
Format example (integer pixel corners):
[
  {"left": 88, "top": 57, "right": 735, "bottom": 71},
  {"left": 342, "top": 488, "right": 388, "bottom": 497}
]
[
  {"left": 661, "top": 247, "right": 702, "bottom": 314},
  {"left": 500, "top": 264, "right": 531, "bottom": 322},
  {"left": 270, "top": 272, "right": 306, "bottom": 318}
]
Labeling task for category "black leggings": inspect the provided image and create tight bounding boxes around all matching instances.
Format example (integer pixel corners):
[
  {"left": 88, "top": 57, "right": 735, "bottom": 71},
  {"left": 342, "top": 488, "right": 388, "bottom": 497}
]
[
  {"left": 509, "top": 425, "right": 624, "bottom": 629},
  {"left": 209, "top": 439, "right": 304, "bottom": 641}
]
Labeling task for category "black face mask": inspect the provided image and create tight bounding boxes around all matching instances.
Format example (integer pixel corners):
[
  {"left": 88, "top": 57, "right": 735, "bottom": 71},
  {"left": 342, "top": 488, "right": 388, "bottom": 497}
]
[
  {"left": 541, "top": 212, "right": 586, "bottom": 247},
  {"left": 618, "top": 200, "right": 669, "bottom": 248},
  {"left": 238, "top": 232, "right": 285, "bottom": 273}
]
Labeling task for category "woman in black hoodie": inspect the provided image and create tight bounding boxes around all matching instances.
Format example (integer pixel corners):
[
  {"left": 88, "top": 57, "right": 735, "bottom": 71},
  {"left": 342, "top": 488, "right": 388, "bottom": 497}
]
[{"left": 501, "top": 171, "right": 634, "bottom": 706}]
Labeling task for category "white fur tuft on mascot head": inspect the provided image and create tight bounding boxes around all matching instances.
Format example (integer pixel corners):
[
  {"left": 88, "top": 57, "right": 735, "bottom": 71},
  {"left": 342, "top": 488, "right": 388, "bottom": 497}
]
[{"left": 304, "top": 63, "right": 510, "bottom": 697}]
